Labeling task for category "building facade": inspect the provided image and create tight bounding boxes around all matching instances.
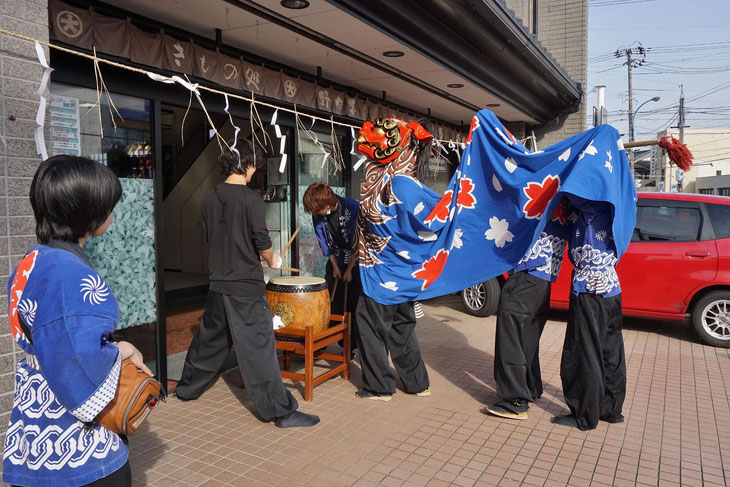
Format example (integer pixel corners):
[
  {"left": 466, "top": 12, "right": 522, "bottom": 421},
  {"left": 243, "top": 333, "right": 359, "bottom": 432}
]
[{"left": 0, "top": 0, "right": 588, "bottom": 426}]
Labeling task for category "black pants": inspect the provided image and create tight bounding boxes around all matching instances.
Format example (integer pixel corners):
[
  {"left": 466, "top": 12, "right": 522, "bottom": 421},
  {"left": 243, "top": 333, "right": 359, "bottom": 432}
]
[
  {"left": 560, "top": 293, "right": 626, "bottom": 430},
  {"left": 355, "top": 293, "right": 430, "bottom": 395},
  {"left": 494, "top": 271, "right": 550, "bottom": 403},
  {"left": 325, "top": 260, "right": 361, "bottom": 350},
  {"left": 12, "top": 462, "right": 131, "bottom": 487},
  {"left": 176, "top": 292, "right": 298, "bottom": 421}
]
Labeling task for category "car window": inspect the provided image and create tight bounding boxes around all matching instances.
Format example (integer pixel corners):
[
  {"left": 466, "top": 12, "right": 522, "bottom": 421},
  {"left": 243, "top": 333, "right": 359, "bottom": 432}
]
[
  {"left": 633, "top": 205, "right": 701, "bottom": 242},
  {"left": 706, "top": 203, "right": 730, "bottom": 239}
]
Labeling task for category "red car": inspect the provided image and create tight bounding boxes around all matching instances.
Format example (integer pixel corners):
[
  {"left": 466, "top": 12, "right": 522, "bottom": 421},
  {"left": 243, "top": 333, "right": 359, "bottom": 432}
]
[{"left": 461, "top": 192, "right": 730, "bottom": 348}]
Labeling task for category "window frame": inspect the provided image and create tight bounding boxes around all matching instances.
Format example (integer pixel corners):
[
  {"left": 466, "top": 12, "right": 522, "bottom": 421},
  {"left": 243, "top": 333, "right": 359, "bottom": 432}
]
[{"left": 632, "top": 199, "right": 711, "bottom": 243}]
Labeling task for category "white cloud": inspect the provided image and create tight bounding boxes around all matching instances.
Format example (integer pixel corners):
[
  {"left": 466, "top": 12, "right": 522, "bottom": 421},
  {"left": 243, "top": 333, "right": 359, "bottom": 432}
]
[
  {"left": 397, "top": 250, "right": 411, "bottom": 259},
  {"left": 558, "top": 148, "right": 571, "bottom": 162},
  {"left": 414, "top": 202, "right": 424, "bottom": 215}
]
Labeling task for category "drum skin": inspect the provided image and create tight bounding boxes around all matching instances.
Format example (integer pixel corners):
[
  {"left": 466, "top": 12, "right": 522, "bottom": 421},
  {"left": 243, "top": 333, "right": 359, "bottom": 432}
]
[{"left": 266, "top": 277, "right": 330, "bottom": 334}]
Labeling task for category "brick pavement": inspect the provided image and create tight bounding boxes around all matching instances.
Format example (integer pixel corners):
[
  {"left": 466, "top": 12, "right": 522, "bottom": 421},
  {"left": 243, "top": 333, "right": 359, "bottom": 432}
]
[{"left": 129, "top": 295, "right": 730, "bottom": 486}]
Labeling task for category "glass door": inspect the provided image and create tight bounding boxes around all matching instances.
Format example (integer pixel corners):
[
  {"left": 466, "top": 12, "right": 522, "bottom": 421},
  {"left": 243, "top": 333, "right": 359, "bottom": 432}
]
[{"left": 297, "top": 132, "right": 346, "bottom": 277}]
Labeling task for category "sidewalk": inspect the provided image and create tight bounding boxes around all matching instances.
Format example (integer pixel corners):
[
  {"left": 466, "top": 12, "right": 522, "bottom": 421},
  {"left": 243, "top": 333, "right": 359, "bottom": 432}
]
[{"left": 129, "top": 295, "right": 730, "bottom": 486}]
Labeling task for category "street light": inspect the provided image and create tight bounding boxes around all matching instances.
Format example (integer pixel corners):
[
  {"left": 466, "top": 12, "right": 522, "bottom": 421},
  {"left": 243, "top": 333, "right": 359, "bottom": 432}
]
[{"left": 631, "top": 96, "right": 661, "bottom": 142}]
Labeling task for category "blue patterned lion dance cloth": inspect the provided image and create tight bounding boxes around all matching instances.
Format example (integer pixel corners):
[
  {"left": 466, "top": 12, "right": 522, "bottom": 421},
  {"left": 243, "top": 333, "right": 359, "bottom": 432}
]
[{"left": 356, "top": 109, "right": 637, "bottom": 305}]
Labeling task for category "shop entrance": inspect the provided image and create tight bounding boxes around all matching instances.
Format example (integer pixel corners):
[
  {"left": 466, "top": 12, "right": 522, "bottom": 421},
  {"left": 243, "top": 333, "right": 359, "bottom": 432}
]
[{"left": 159, "top": 104, "right": 294, "bottom": 384}]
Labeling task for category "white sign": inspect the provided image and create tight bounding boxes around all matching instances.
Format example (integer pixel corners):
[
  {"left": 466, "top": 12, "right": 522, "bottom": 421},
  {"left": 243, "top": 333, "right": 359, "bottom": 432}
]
[{"left": 49, "top": 94, "right": 81, "bottom": 156}]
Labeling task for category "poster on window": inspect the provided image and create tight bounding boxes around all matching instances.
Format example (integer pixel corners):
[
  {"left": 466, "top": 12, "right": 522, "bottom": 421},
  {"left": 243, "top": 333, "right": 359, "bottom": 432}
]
[{"left": 50, "top": 94, "right": 81, "bottom": 156}]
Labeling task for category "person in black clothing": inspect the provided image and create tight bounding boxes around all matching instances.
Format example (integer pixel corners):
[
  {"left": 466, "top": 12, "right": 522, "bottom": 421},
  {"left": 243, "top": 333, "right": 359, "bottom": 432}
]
[{"left": 175, "top": 141, "right": 319, "bottom": 428}]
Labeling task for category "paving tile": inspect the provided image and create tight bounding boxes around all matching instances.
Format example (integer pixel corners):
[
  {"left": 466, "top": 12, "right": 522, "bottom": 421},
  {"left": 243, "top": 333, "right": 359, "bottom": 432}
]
[{"left": 121, "top": 297, "right": 730, "bottom": 486}]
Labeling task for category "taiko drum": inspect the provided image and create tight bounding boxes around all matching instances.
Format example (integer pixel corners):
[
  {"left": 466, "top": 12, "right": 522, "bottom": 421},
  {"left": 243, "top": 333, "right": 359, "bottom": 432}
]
[{"left": 266, "top": 276, "right": 330, "bottom": 334}]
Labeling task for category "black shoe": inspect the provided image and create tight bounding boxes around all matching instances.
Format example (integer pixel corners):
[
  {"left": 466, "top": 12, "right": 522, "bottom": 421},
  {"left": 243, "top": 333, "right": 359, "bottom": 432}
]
[
  {"left": 174, "top": 391, "right": 191, "bottom": 402},
  {"left": 274, "top": 411, "right": 320, "bottom": 428},
  {"left": 484, "top": 400, "right": 529, "bottom": 420},
  {"left": 601, "top": 414, "right": 625, "bottom": 424},
  {"left": 355, "top": 389, "right": 393, "bottom": 402}
]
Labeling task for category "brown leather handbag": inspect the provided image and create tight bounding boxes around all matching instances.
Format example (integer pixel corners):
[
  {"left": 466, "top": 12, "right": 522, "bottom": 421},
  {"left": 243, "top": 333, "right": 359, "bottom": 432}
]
[{"left": 95, "top": 360, "right": 165, "bottom": 436}]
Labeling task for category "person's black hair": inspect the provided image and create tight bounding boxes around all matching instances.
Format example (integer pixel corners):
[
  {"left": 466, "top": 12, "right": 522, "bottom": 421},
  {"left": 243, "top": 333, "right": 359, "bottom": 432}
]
[
  {"left": 219, "top": 139, "right": 267, "bottom": 176},
  {"left": 30, "top": 155, "right": 123, "bottom": 244}
]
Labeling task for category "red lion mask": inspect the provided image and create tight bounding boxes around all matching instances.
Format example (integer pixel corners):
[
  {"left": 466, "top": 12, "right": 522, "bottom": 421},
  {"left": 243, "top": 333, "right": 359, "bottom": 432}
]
[{"left": 357, "top": 118, "right": 433, "bottom": 164}]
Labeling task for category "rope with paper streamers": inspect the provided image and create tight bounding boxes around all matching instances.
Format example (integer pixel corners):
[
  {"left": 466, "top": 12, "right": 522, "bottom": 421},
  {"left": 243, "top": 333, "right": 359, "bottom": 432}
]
[
  {"left": 2, "top": 28, "right": 466, "bottom": 165},
  {"left": 33, "top": 41, "right": 53, "bottom": 160}
]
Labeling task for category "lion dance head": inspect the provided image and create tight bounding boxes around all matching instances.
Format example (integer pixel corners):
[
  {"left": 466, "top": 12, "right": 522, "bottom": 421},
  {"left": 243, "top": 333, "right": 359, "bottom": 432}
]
[{"left": 355, "top": 118, "right": 434, "bottom": 267}]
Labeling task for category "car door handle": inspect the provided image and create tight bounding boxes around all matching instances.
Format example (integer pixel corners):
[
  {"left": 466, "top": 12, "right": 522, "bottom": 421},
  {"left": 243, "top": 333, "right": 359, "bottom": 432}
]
[{"left": 686, "top": 250, "right": 711, "bottom": 257}]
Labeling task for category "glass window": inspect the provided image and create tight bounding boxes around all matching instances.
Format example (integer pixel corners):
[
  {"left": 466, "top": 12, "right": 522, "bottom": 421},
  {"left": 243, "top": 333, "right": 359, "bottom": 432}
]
[
  {"left": 50, "top": 82, "right": 157, "bottom": 363},
  {"left": 633, "top": 205, "right": 701, "bottom": 242},
  {"left": 719, "top": 188, "right": 730, "bottom": 197},
  {"left": 297, "top": 131, "right": 346, "bottom": 277},
  {"left": 698, "top": 188, "right": 715, "bottom": 195},
  {"left": 707, "top": 203, "right": 730, "bottom": 239},
  {"left": 50, "top": 83, "right": 152, "bottom": 179}
]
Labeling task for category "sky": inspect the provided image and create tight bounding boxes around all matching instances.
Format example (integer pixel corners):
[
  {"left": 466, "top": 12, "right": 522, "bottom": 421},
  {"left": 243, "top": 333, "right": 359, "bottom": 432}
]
[{"left": 587, "top": 0, "right": 730, "bottom": 158}]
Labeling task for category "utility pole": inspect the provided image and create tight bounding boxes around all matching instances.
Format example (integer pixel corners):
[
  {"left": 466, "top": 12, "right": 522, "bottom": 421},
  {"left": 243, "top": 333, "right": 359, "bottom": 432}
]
[
  {"left": 616, "top": 43, "right": 645, "bottom": 176},
  {"left": 678, "top": 84, "right": 685, "bottom": 143},
  {"left": 627, "top": 48, "right": 634, "bottom": 144}
]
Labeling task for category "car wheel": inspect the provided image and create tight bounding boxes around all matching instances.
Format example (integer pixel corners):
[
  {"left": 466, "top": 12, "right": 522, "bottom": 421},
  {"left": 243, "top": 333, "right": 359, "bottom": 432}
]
[
  {"left": 691, "top": 291, "right": 730, "bottom": 348},
  {"left": 461, "top": 278, "right": 501, "bottom": 317}
]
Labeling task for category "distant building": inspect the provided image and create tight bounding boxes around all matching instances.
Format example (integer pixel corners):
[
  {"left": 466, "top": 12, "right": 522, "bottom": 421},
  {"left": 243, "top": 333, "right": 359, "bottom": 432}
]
[{"left": 651, "top": 129, "right": 730, "bottom": 194}]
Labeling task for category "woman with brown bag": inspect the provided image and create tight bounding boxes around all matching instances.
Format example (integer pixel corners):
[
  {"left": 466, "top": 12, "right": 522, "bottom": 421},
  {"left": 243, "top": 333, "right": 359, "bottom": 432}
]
[{"left": 3, "top": 155, "right": 151, "bottom": 487}]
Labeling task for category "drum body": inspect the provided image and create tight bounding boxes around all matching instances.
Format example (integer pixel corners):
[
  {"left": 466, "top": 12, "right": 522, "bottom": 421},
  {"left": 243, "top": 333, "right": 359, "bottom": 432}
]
[{"left": 266, "top": 276, "right": 330, "bottom": 334}]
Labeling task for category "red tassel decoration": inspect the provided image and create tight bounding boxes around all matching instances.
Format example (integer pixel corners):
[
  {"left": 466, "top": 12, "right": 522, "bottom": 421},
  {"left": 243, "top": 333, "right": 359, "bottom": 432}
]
[{"left": 659, "top": 136, "right": 693, "bottom": 171}]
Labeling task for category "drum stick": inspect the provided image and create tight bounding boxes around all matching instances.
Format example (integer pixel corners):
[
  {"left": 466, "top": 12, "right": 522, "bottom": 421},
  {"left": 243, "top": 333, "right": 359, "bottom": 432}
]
[
  {"left": 262, "top": 264, "right": 300, "bottom": 273},
  {"left": 280, "top": 227, "right": 301, "bottom": 257},
  {"left": 331, "top": 277, "right": 340, "bottom": 303}
]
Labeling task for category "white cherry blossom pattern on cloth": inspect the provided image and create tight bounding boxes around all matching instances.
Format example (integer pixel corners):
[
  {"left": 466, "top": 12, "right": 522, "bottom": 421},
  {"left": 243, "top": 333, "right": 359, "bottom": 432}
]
[
  {"left": 451, "top": 229, "right": 464, "bottom": 250},
  {"left": 522, "top": 174, "right": 561, "bottom": 220},
  {"left": 80, "top": 274, "right": 110, "bottom": 305},
  {"left": 558, "top": 147, "right": 571, "bottom": 162},
  {"left": 492, "top": 174, "right": 503, "bottom": 192},
  {"left": 504, "top": 157, "right": 518, "bottom": 173},
  {"left": 379, "top": 282, "right": 399, "bottom": 292},
  {"left": 485, "top": 217, "right": 514, "bottom": 248},
  {"left": 578, "top": 139, "right": 598, "bottom": 160},
  {"left": 571, "top": 243, "right": 620, "bottom": 295}
]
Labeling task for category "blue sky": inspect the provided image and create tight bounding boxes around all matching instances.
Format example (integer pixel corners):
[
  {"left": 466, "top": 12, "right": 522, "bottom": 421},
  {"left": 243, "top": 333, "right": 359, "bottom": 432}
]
[{"left": 587, "top": 0, "right": 730, "bottom": 150}]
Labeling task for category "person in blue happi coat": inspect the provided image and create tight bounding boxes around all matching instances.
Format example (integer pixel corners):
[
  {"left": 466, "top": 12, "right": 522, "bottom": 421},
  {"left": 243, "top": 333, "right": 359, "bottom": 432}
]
[
  {"left": 486, "top": 199, "right": 572, "bottom": 421},
  {"left": 302, "top": 182, "right": 361, "bottom": 352},
  {"left": 552, "top": 196, "right": 626, "bottom": 430},
  {"left": 4, "top": 155, "right": 152, "bottom": 487}
]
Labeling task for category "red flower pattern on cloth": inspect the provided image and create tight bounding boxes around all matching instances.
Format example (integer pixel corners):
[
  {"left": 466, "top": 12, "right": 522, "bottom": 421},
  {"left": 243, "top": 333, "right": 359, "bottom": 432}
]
[
  {"left": 9, "top": 250, "right": 38, "bottom": 341},
  {"left": 456, "top": 178, "right": 477, "bottom": 212},
  {"left": 465, "top": 117, "right": 480, "bottom": 145},
  {"left": 425, "top": 190, "right": 453, "bottom": 225},
  {"left": 413, "top": 249, "right": 450, "bottom": 290},
  {"left": 550, "top": 198, "right": 569, "bottom": 225},
  {"left": 522, "top": 174, "right": 561, "bottom": 219}
]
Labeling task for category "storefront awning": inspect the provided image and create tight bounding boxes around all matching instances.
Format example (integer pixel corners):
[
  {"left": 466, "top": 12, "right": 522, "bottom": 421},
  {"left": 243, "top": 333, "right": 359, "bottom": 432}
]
[{"left": 327, "top": 0, "right": 583, "bottom": 125}]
